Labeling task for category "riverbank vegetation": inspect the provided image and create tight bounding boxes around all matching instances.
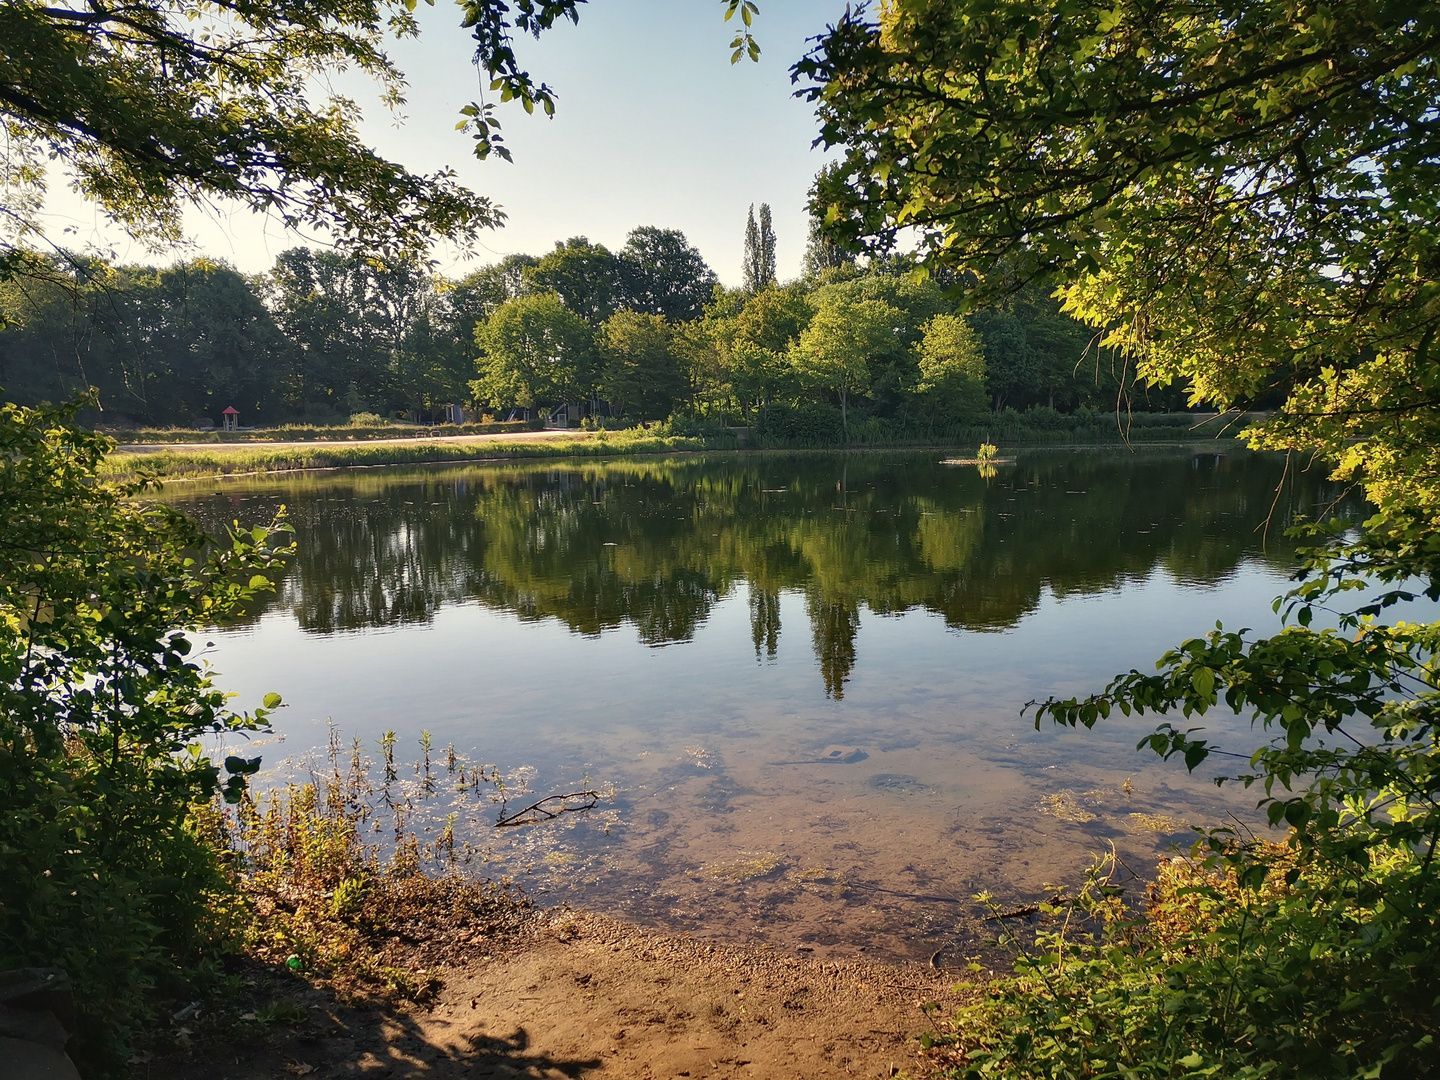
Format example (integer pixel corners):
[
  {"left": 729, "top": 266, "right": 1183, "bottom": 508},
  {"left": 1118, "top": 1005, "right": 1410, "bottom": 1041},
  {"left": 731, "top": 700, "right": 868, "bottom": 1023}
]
[
  {"left": 803, "top": 0, "right": 1440, "bottom": 1075},
  {"left": 0, "top": 226, "right": 1202, "bottom": 445},
  {"left": 98, "top": 414, "right": 1238, "bottom": 482},
  {"left": 0, "top": 399, "right": 293, "bottom": 1068},
  {"left": 0, "top": 399, "right": 538, "bottom": 1070},
  {"left": 98, "top": 425, "right": 727, "bottom": 481},
  {"left": 105, "top": 417, "right": 542, "bottom": 443}
]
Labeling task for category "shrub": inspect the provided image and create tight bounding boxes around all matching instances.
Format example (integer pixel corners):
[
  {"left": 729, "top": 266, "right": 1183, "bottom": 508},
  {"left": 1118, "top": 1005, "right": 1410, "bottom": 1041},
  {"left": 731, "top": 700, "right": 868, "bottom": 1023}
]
[
  {"left": 929, "top": 523, "right": 1440, "bottom": 1079},
  {"left": 0, "top": 397, "right": 291, "bottom": 1067},
  {"left": 753, "top": 401, "right": 845, "bottom": 445}
]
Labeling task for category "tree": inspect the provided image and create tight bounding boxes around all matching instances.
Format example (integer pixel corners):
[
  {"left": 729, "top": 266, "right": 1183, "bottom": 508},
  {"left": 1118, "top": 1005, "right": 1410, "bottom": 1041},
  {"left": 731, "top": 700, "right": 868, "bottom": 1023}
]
[
  {"left": 798, "top": 1, "right": 1440, "bottom": 510},
  {"left": 446, "top": 255, "right": 539, "bottom": 335},
  {"left": 0, "top": 0, "right": 511, "bottom": 278},
  {"left": 914, "top": 313, "right": 988, "bottom": 424},
  {"left": 524, "top": 237, "right": 622, "bottom": 325},
  {"left": 812, "top": 271, "right": 948, "bottom": 416},
  {"left": 742, "top": 203, "right": 777, "bottom": 293},
  {"left": 709, "top": 283, "right": 812, "bottom": 414},
  {"left": 473, "top": 292, "right": 593, "bottom": 412},
  {"left": 598, "top": 310, "right": 684, "bottom": 420},
  {"left": 789, "top": 295, "right": 900, "bottom": 437},
  {"left": 799, "top": 3, "right": 1440, "bottom": 1075},
  {"left": 265, "top": 249, "right": 391, "bottom": 417},
  {"left": 802, "top": 164, "right": 856, "bottom": 278},
  {"left": 618, "top": 227, "right": 719, "bottom": 322},
  {"left": 970, "top": 309, "right": 1037, "bottom": 413},
  {"left": 426, "top": 259, "right": 539, "bottom": 413},
  {"left": 0, "top": 256, "right": 293, "bottom": 425}
]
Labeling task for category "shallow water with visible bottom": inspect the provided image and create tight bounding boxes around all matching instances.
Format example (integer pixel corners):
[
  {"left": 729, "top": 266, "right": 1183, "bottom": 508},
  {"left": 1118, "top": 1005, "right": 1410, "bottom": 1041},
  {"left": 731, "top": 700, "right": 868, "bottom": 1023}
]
[{"left": 164, "top": 447, "right": 1354, "bottom": 963}]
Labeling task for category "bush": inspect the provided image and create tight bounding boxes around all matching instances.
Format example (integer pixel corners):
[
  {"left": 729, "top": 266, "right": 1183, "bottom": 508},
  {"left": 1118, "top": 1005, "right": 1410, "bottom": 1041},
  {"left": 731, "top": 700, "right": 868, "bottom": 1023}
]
[
  {"left": 928, "top": 523, "right": 1440, "bottom": 1079},
  {"left": 753, "top": 401, "right": 845, "bottom": 445},
  {"left": 0, "top": 397, "right": 290, "bottom": 1067},
  {"left": 933, "top": 839, "right": 1439, "bottom": 1079},
  {"left": 651, "top": 415, "right": 739, "bottom": 442}
]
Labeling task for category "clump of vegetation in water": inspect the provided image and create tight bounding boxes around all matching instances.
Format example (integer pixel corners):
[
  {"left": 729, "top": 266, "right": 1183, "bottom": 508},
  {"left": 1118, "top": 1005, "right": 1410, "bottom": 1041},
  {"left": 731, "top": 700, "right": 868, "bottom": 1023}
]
[{"left": 216, "top": 729, "right": 532, "bottom": 1003}]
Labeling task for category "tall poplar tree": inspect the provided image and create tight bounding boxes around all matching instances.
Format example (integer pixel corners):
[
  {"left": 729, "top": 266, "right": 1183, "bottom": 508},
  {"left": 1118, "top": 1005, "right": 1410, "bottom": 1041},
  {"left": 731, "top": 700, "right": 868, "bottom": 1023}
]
[
  {"left": 758, "top": 203, "right": 777, "bottom": 287},
  {"left": 742, "top": 203, "right": 777, "bottom": 293}
]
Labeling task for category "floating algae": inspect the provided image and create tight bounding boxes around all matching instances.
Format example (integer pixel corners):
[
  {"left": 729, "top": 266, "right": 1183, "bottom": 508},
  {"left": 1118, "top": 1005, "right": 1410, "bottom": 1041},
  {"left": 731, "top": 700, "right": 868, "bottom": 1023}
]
[
  {"left": 1128, "top": 812, "right": 1190, "bottom": 834},
  {"left": 1038, "top": 789, "right": 1100, "bottom": 823},
  {"left": 683, "top": 745, "right": 714, "bottom": 770},
  {"left": 700, "top": 851, "right": 786, "bottom": 882}
]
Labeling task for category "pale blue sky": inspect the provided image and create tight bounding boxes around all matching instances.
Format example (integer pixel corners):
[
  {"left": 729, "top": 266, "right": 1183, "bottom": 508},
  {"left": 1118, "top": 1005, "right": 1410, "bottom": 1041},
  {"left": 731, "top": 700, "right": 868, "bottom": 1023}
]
[{"left": 39, "top": 0, "right": 850, "bottom": 287}]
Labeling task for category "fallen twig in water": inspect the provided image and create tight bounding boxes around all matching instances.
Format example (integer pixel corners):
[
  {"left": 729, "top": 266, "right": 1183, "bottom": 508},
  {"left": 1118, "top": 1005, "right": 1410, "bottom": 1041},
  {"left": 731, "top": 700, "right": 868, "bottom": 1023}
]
[
  {"left": 983, "top": 893, "right": 1085, "bottom": 921},
  {"left": 494, "top": 791, "right": 600, "bottom": 827}
]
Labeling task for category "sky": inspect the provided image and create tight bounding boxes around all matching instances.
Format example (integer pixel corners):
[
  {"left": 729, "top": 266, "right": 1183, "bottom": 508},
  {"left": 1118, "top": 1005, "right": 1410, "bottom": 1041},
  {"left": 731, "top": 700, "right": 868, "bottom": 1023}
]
[{"left": 37, "top": 0, "right": 852, "bottom": 289}]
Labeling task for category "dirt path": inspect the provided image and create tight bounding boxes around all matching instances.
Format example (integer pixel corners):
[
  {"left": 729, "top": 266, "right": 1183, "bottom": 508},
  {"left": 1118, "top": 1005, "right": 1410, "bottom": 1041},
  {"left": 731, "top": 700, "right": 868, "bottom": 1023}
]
[
  {"left": 116, "top": 429, "right": 594, "bottom": 454},
  {"left": 148, "top": 911, "right": 960, "bottom": 1080}
]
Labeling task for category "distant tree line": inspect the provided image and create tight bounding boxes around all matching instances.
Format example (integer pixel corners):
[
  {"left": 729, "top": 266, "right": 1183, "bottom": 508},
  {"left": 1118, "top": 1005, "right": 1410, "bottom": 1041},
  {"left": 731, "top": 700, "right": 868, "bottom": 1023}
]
[{"left": 0, "top": 214, "right": 1190, "bottom": 432}]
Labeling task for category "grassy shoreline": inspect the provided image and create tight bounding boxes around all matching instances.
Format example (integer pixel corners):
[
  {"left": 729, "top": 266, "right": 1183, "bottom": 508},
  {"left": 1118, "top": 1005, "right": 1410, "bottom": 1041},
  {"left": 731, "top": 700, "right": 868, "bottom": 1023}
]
[
  {"left": 101, "top": 431, "right": 725, "bottom": 480},
  {"left": 104, "top": 429, "right": 1247, "bottom": 481}
]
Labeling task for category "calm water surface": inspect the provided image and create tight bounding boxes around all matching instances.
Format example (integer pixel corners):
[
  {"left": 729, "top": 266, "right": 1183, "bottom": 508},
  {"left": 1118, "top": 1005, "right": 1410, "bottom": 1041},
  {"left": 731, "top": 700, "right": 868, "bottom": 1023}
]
[{"left": 164, "top": 448, "right": 1352, "bottom": 962}]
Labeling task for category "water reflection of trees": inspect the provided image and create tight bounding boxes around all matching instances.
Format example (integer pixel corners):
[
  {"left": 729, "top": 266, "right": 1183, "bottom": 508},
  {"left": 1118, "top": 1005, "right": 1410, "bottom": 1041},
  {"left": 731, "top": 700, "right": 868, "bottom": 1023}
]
[{"left": 168, "top": 451, "right": 1354, "bottom": 697}]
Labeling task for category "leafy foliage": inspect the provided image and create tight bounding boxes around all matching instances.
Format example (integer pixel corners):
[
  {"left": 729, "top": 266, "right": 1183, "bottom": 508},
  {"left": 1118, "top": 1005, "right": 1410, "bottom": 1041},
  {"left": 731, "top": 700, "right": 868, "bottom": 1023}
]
[
  {"left": 471, "top": 291, "right": 594, "bottom": 410},
  {"left": 934, "top": 845, "right": 1437, "bottom": 1079},
  {"left": 798, "top": 0, "right": 1440, "bottom": 516},
  {"left": 0, "top": 255, "right": 294, "bottom": 425},
  {"left": 0, "top": 396, "right": 290, "bottom": 1062},
  {"left": 742, "top": 203, "right": 778, "bottom": 294},
  {"left": 790, "top": 294, "right": 904, "bottom": 435},
  {"left": 0, "top": 0, "right": 499, "bottom": 264},
  {"left": 801, "top": 3, "right": 1440, "bottom": 1076},
  {"left": 599, "top": 310, "right": 685, "bottom": 420},
  {"left": 616, "top": 226, "right": 721, "bottom": 323}
]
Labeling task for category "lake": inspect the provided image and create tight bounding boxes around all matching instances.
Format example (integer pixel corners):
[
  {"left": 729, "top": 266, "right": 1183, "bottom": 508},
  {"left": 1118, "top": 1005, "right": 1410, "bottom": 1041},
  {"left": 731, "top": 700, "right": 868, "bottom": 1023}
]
[{"left": 163, "top": 447, "right": 1352, "bottom": 963}]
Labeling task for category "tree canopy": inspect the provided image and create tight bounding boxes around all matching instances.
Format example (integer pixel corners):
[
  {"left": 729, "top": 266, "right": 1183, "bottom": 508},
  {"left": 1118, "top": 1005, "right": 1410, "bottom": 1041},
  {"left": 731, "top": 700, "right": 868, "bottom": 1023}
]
[
  {"left": 472, "top": 291, "right": 593, "bottom": 411},
  {"left": 798, "top": 0, "right": 1440, "bottom": 528},
  {"left": 0, "top": 0, "right": 760, "bottom": 278},
  {"left": 790, "top": 295, "right": 901, "bottom": 436},
  {"left": 616, "top": 227, "right": 720, "bottom": 322}
]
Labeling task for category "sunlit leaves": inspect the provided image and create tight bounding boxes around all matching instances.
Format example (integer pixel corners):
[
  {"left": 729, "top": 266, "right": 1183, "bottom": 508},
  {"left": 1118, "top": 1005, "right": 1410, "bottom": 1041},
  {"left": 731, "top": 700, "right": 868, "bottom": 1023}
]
[
  {"left": 0, "top": 395, "right": 294, "bottom": 1041},
  {"left": 797, "top": 0, "right": 1440, "bottom": 527},
  {"left": 723, "top": 0, "right": 762, "bottom": 63}
]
